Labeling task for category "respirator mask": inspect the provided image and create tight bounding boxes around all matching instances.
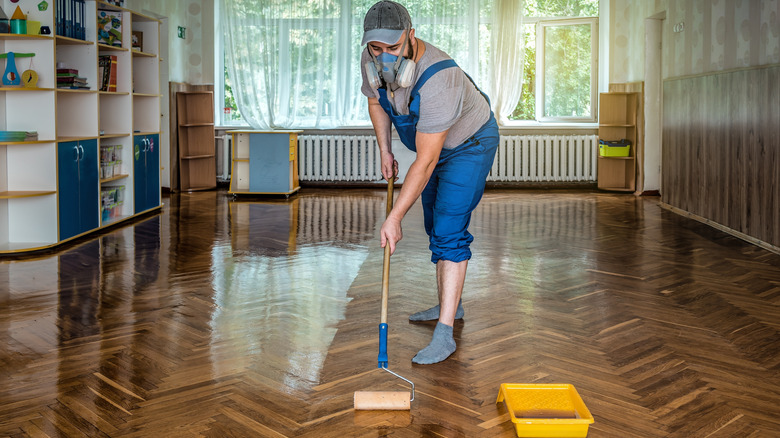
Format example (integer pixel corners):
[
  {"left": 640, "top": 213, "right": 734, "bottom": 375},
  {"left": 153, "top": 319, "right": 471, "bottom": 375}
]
[{"left": 365, "top": 30, "right": 416, "bottom": 90}]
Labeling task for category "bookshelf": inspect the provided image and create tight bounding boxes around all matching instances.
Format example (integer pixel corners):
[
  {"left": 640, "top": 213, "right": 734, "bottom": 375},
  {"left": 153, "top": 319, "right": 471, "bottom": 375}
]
[
  {"left": 597, "top": 92, "right": 638, "bottom": 192},
  {"left": 0, "top": 0, "right": 161, "bottom": 254},
  {"left": 176, "top": 91, "right": 216, "bottom": 191}
]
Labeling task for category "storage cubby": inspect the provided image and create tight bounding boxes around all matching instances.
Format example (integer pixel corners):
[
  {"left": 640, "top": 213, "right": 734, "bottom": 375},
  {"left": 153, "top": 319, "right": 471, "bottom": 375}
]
[
  {"left": 0, "top": 0, "right": 161, "bottom": 254},
  {"left": 99, "top": 94, "right": 131, "bottom": 134},
  {"left": 131, "top": 55, "right": 157, "bottom": 94},
  {"left": 55, "top": 40, "right": 97, "bottom": 88},
  {"left": 3, "top": 91, "right": 56, "bottom": 139},
  {"left": 176, "top": 91, "right": 215, "bottom": 191},
  {"left": 56, "top": 92, "right": 99, "bottom": 137},
  {"left": 132, "top": 95, "right": 159, "bottom": 133},
  {"left": 597, "top": 92, "right": 638, "bottom": 192}
]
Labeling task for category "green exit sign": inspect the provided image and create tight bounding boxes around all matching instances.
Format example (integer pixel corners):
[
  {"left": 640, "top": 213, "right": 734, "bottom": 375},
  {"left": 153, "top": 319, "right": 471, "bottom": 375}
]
[{"left": 177, "top": 26, "right": 185, "bottom": 39}]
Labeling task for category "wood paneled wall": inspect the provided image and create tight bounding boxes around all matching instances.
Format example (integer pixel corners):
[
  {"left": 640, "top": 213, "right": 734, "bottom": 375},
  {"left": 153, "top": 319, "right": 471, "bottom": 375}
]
[{"left": 662, "top": 65, "right": 780, "bottom": 250}]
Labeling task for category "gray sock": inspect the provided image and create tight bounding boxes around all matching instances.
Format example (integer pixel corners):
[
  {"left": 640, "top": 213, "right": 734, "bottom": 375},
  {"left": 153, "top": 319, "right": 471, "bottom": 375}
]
[
  {"left": 412, "top": 322, "right": 456, "bottom": 365},
  {"left": 409, "top": 300, "right": 464, "bottom": 321}
]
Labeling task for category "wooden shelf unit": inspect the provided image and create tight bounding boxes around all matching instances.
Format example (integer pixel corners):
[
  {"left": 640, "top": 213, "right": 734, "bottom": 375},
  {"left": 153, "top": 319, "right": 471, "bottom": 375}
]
[
  {"left": 0, "top": 0, "right": 161, "bottom": 254},
  {"left": 176, "top": 91, "right": 216, "bottom": 191},
  {"left": 597, "top": 92, "right": 638, "bottom": 192}
]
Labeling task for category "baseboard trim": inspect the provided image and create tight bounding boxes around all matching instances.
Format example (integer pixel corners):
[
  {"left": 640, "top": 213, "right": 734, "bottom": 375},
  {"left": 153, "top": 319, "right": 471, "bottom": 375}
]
[{"left": 660, "top": 202, "right": 780, "bottom": 256}]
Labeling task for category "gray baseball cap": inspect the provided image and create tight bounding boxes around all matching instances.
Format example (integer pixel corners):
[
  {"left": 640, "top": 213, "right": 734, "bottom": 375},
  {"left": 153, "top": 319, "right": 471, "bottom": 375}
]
[{"left": 361, "top": 1, "right": 412, "bottom": 46}]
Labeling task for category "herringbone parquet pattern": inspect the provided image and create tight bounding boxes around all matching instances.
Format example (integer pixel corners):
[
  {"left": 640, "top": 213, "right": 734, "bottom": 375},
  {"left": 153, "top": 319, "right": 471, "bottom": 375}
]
[{"left": 1, "top": 189, "right": 779, "bottom": 437}]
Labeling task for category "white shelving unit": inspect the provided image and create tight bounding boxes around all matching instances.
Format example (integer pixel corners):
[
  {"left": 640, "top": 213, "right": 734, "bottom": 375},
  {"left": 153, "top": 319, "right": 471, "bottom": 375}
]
[{"left": 0, "top": 0, "right": 161, "bottom": 254}]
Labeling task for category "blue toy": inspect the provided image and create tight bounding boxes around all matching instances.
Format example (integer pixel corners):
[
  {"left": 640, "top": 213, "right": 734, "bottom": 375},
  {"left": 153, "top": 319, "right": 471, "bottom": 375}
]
[{"left": 0, "top": 52, "right": 35, "bottom": 86}]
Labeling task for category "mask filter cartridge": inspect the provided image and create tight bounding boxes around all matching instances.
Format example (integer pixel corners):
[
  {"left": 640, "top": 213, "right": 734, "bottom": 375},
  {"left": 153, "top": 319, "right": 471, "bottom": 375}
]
[{"left": 376, "top": 52, "right": 398, "bottom": 84}]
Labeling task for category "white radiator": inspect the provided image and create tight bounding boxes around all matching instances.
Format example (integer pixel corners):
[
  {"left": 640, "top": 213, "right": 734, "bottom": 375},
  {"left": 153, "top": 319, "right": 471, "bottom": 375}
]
[
  {"left": 489, "top": 135, "right": 598, "bottom": 182},
  {"left": 215, "top": 134, "right": 232, "bottom": 182},
  {"left": 299, "top": 135, "right": 382, "bottom": 182},
  {"left": 298, "top": 134, "right": 598, "bottom": 183}
]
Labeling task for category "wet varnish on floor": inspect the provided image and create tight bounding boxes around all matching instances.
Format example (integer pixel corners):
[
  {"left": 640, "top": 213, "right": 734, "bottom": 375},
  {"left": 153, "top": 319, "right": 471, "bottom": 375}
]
[{"left": 1, "top": 188, "right": 779, "bottom": 437}]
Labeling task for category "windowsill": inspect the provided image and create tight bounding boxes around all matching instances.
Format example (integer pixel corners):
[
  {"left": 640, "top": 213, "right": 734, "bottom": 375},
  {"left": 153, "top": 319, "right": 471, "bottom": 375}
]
[
  {"left": 499, "top": 121, "right": 598, "bottom": 135},
  {"left": 215, "top": 123, "right": 599, "bottom": 135},
  {"left": 501, "top": 121, "right": 599, "bottom": 128},
  {"left": 216, "top": 125, "right": 253, "bottom": 131}
]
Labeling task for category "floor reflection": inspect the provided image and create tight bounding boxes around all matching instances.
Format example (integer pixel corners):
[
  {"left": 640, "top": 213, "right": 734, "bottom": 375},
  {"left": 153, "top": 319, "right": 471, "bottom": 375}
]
[
  {"left": 0, "top": 189, "right": 389, "bottom": 413},
  {"left": 208, "top": 193, "right": 385, "bottom": 389}
]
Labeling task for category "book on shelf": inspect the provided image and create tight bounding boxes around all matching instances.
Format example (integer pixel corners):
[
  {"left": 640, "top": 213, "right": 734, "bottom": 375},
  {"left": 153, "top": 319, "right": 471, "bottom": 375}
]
[
  {"left": 56, "top": 68, "right": 89, "bottom": 89},
  {"left": 98, "top": 55, "right": 118, "bottom": 92},
  {"left": 57, "top": 80, "right": 89, "bottom": 89},
  {"left": 97, "top": 9, "right": 123, "bottom": 47},
  {"left": 56, "top": 0, "right": 86, "bottom": 40},
  {"left": 0, "top": 131, "right": 39, "bottom": 142}
]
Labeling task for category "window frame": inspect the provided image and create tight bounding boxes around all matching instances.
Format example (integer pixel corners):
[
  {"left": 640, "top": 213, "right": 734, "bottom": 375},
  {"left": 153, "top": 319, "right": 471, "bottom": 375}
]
[{"left": 535, "top": 17, "right": 599, "bottom": 124}]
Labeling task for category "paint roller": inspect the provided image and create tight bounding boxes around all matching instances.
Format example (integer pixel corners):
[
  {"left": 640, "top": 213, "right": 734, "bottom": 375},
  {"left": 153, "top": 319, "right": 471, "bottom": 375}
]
[{"left": 353, "top": 178, "right": 414, "bottom": 411}]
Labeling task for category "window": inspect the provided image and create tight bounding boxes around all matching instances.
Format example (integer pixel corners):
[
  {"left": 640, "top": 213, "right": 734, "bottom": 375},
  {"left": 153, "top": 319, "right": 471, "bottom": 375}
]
[
  {"left": 223, "top": 59, "right": 244, "bottom": 125},
  {"left": 216, "top": 0, "right": 598, "bottom": 127},
  {"left": 512, "top": 1, "right": 598, "bottom": 123}
]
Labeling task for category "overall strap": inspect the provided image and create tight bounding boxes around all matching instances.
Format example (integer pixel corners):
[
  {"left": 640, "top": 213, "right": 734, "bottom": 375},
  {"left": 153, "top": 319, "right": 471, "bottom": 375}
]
[
  {"left": 410, "top": 59, "right": 458, "bottom": 98},
  {"left": 377, "top": 87, "right": 395, "bottom": 114}
]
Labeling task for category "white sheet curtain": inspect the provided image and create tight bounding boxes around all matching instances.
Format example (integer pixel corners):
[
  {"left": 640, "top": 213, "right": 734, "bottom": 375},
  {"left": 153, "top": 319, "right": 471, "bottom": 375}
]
[
  {"left": 220, "top": 0, "right": 524, "bottom": 129},
  {"left": 488, "top": 0, "right": 525, "bottom": 124},
  {"left": 221, "top": 0, "right": 354, "bottom": 129}
]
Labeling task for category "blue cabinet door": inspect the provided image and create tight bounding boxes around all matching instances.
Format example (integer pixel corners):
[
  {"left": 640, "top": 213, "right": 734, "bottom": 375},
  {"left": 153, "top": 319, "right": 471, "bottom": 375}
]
[
  {"left": 133, "top": 134, "right": 160, "bottom": 213},
  {"left": 145, "top": 134, "right": 160, "bottom": 209},
  {"left": 79, "top": 139, "right": 99, "bottom": 233},
  {"left": 133, "top": 135, "right": 147, "bottom": 214},
  {"left": 58, "top": 140, "right": 99, "bottom": 241},
  {"left": 58, "top": 141, "right": 80, "bottom": 240},
  {"left": 249, "top": 133, "right": 289, "bottom": 193}
]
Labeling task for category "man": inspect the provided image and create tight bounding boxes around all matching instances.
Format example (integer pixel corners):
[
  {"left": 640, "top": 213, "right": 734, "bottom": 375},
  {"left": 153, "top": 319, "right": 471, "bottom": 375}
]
[{"left": 360, "top": 0, "right": 499, "bottom": 364}]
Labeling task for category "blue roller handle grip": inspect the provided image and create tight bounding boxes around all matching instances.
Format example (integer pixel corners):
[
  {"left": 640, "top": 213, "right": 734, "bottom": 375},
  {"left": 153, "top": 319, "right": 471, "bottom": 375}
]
[{"left": 378, "top": 323, "right": 388, "bottom": 368}]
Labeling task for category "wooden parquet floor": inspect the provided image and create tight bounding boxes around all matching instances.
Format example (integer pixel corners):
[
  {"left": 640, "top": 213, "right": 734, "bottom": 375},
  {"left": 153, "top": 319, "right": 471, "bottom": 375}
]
[{"left": 1, "top": 188, "right": 779, "bottom": 437}]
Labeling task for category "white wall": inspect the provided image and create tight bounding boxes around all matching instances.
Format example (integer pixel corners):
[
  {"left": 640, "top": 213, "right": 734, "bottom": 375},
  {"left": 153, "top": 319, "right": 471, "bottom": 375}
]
[
  {"left": 611, "top": 0, "right": 780, "bottom": 83},
  {"left": 124, "top": 0, "right": 214, "bottom": 85}
]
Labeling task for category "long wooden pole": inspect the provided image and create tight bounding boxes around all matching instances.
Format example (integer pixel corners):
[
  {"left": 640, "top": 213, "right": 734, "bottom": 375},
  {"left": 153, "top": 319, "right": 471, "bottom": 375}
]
[{"left": 380, "top": 179, "right": 393, "bottom": 324}]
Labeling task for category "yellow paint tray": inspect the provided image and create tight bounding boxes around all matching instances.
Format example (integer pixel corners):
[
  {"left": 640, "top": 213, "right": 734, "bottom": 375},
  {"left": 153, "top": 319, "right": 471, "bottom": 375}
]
[{"left": 496, "top": 384, "right": 594, "bottom": 438}]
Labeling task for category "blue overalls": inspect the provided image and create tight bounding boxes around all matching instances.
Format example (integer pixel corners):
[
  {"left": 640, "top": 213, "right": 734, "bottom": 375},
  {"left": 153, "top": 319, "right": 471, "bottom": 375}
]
[{"left": 377, "top": 59, "right": 499, "bottom": 263}]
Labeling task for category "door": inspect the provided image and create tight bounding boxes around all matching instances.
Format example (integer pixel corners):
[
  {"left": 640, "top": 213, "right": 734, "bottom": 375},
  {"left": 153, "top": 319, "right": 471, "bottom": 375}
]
[
  {"left": 58, "top": 141, "right": 80, "bottom": 240},
  {"left": 79, "top": 139, "right": 99, "bottom": 233},
  {"left": 134, "top": 134, "right": 161, "bottom": 213},
  {"left": 58, "top": 140, "right": 99, "bottom": 240},
  {"left": 249, "top": 133, "right": 289, "bottom": 193},
  {"left": 145, "top": 134, "right": 160, "bottom": 209},
  {"left": 134, "top": 135, "right": 147, "bottom": 213}
]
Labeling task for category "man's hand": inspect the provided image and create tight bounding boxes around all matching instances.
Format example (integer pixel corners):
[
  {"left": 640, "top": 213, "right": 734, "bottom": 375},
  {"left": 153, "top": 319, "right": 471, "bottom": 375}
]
[
  {"left": 381, "top": 151, "right": 399, "bottom": 182},
  {"left": 380, "top": 215, "right": 402, "bottom": 255}
]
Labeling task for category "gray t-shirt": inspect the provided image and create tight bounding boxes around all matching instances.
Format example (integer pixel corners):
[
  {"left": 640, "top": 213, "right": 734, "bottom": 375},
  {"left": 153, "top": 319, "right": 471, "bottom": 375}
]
[{"left": 361, "top": 40, "right": 490, "bottom": 149}]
